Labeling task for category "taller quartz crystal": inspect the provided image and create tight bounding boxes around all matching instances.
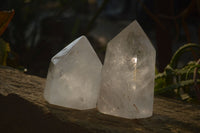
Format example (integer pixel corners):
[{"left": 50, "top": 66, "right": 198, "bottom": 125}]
[
  {"left": 44, "top": 36, "right": 102, "bottom": 110},
  {"left": 97, "top": 20, "right": 156, "bottom": 119}
]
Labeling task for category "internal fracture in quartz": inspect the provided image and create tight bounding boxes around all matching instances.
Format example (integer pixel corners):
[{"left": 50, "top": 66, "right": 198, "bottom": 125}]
[
  {"left": 44, "top": 36, "right": 102, "bottom": 110},
  {"left": 97, "top": 20, "right": 156, "bottom": 119}
]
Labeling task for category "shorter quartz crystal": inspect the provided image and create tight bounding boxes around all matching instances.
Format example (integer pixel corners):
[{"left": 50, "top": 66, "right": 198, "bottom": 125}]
[{"left": 44, "top": 36, "right": 102, "bottom": 110}]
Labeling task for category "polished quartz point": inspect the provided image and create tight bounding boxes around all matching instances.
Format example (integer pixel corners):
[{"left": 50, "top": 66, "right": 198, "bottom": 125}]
[
  {"left": 97, "top": 20, "right": 156, "bottom": 119},
  {"left": 44, "top": 36, "right": 102, "bottom": 110}
]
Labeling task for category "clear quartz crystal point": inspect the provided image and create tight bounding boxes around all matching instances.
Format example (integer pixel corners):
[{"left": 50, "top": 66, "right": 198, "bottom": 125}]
[
  {"left": 44, "top": 36, "right": 102, "bottom": 110},
  {"left": 97, "top": 20, "right": 156, "bottom": 119}
]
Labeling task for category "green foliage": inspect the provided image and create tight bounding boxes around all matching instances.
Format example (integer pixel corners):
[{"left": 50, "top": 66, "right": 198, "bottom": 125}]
[
  {"left": 169, "top": 43, "right": 200, "bottom": 69},
  {"left": 0, "top": 38, "right": 10, "bottom": 65},
  {"left": 155, "top": 43, "right": 200, "bottom": 102}
]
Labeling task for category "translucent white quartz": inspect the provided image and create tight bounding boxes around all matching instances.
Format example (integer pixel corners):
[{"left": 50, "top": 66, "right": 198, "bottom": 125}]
[
  {"left": 97, "top": 20, "right": 156, "bottom": 119},
  {"left": 44, "top": 36, "right": 102, "bottom": 110}
]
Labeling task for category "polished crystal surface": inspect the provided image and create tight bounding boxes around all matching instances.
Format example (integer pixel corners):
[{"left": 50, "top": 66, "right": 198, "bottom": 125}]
[
  {"left": 97, "top": 20, "right": 156, "bottom": 119},
  {"left": 44, "top": 36, "right": 102, "bottom": 110}
]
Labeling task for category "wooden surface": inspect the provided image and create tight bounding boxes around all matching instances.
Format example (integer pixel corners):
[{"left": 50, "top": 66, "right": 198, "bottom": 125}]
[{"left": 0, "top": 66, "right": 200, "bottom": 133}]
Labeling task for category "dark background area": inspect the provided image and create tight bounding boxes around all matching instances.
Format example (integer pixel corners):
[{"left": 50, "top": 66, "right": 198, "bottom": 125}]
[{"left": 0, "top": 0, "right": 200, "bottom": 77}]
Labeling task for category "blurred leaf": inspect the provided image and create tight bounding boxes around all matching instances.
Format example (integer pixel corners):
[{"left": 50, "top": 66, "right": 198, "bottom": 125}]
[
  {"left": 180, "top": 93, "right": 190, "bottom": 100},
  {"left": 155, "top": 79, "right": 200, "bottom": 95},
  {"left": 169, "top": 43, "right": 200, "bottom": 69},
  {"left": 0, "top": 10, "right": 15, "bottom": 36},
  {"left": 0, "top": 38, "right": 11, "bottom": 65}
]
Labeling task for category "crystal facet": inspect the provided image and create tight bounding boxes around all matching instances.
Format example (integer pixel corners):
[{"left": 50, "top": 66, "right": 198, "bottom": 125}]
[
  {"left": 97, "top": 20, "right": 156, "bottom": 119},
  {"left": 44, "top": 36, "right": 102, "bottom": 110}
]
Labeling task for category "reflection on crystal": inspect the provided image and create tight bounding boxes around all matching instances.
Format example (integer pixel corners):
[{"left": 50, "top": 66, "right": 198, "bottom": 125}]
[
  {"left": 44, "top": 36, "right": 102, "bottom": 110},
  {"left": 131, "top": 57, "right": 137, "bottom": 64},
  {"left": 97, "top": 20, "right": 156, "bottom": 119},
  {"left": 131, "top": 57, "right": 137, "bottom": 81},
  {"left": 131, "top": 85, "right": 136, "bottom": 91}
]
